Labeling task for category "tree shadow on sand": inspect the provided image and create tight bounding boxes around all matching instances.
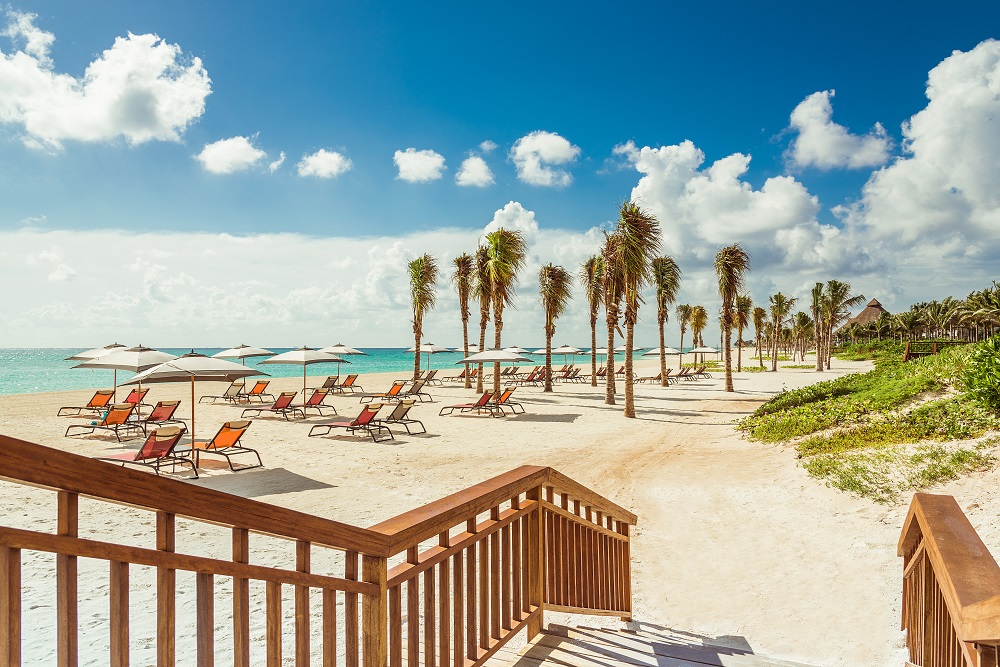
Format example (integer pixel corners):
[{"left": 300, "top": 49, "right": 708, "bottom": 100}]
[
  {"left": 508, "top": 413, "right": 581, "bottom": 423},
  {"left": 195, "top": 467, "right": 335, "bottom": 497}
]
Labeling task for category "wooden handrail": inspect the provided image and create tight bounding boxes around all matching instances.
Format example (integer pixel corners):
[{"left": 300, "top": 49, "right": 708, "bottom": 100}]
[{"left": 899, "top": 494, "right": 1000, "bottom": 666}]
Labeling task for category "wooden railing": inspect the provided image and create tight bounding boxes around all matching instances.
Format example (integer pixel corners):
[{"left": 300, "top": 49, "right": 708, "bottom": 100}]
[
  {"left": 903, "top": 340, "right": 966, "bottom": 361},
  {"left": 899, "top": 494, "right": 1000, "bottom": 667},
  {"left": 0, "top": 433, "right": 636, "bottom": 666}
]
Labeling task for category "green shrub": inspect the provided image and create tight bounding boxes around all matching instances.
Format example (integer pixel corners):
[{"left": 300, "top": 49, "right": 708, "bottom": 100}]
[{"left": 963, "top": 335, "right": 1000, "bottom": 412}]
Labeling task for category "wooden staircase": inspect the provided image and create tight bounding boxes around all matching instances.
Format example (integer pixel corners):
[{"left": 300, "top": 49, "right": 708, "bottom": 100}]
[{"left": 487, "top": 623, "right": 819, "bottom": 667}]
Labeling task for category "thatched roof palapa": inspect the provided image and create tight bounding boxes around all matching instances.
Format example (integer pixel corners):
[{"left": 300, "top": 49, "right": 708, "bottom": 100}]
[{"left": 838, "top": 298, "right": 890, "bottom": 333}]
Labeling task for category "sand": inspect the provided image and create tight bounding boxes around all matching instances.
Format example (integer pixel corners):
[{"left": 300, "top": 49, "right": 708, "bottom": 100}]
[{"left": 2, "top": 357, "right": 997, "bottom": 666}]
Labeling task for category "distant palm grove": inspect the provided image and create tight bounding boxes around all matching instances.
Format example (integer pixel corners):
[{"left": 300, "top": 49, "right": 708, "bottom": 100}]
[{"left": 405, "top": 200, "right": 1000, "bottom": 417}]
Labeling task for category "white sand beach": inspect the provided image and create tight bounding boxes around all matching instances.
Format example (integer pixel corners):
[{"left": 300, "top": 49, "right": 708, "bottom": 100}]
[{"left": 3, "top": 358, "right": 998, "bottom": 666}]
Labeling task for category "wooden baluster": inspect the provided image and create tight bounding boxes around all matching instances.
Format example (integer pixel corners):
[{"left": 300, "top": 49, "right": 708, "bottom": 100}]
[
  {"left": 584, "top": 508, "right": 593, "bottom": 610},
  {"left": 511, "top": 508, "right": 522, "bottom": 622},
  {"left": 233, "top": 528, "right": 250, "bottom": 667},
  {"left": 361, "top": 555, "right": 388, "bottom": 667},
  {"left": 465, "top": 519, "right": 477, "bottom": 662},
  {"left": 109, "top": 560, "right": 129, "bottom": 667},
  {"left": 478, "top": 535, "right": 489, "bottom": 650},
  {"left": 619, "top": 523, "right": 632, "bottom": 620},
  {"left": 323, "top": 588, "right": 337, "bottom": 667},
  {"left": 57, "top": 491, "right": 78, "bottom": 667},
  {"left": 0, "top": 546, "right": 20, "bottom": 667},
  {"left": 406, "top": 547, "right": 419, "bottom": 667},
  {"left": 526, "top": 486, "right": 544, "bottom": 639},
  {"left": 572, "top": 501, "right": 581, "bottom": 609},
  {"left": 489, "top": 508, "right": 500, "bottom": 641},
  {"left": 438, "top": 531, "right": 450, "bottom": 667},
  {"left": 594, "top": 512, "right": 604, "bottom": 610},
  {"left": 347, "top": 552, "right": 360, "bottom": 667},
  {"left": 297, "top": 541, "right": 312, "bottom": 665},
  {"left": 452, "top": 547, "right": 463, "bottom": 667},
  {"left": 197, "top": 573, "right": 215, "bottom": 667},
  {"left": 156, "top": 512, "right": 176, "bottom": 667},
  {"left": 389, "top": 585, "right": 402, "bottom": 667},
  {"left": 560, "top": 494, "right": 570, "bottom": 608},
  {"left": 266, "top": 581, "right": 281, "bottom": 667},
  {"left": 424, "top": 546, "right": 436, "bottom": 667},
  {"left": 501, "top": 519, "right": 511, "bottom": 631}
]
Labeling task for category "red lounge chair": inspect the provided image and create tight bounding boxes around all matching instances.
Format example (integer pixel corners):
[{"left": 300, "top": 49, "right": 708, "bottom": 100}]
[
  {"left": 239, "top": 380, "right": 275, "bottom": 403},
  {"left": 505, "top": 370, "right": 537, "bottom": 386},
  {"left": 302, "top": 388, "right": 337, "bottom": 417},
  {"left": 493, "top": 388, "right": 524, "bottom": 415},
  {"left": 308, "top": 404, "right": 391, "bottom": 442},
  {"left": 122, "top": 387, "right": 150, "bottom": 408},
  {"left": 374, "top": 399, "right": 425, "bottom": 435},
  {"left": 178, "top": 420, "right": 260, "bottom": 471},
  {"left": 57, "top": 389, "right": 115, "bottom": 416},
  {"left": 139, "top": 400, "right": 186, "bottom": 434},
  {"left": 438, "top": 392, "right": 502, "bottom": 417},
  {"left": 241, "top": 391, "right": 304, "bottom": 420},
  {"left": 98, "top": 426, "right": 196, "bottom": 477},
  {"left": 443, "top": 368, "right": 467, "bottom": 382},
  {"left": 65, "top": 404, "right": 140, "bottom": 442},
  {"left": 359, "top": 382, "right": 405, "bottom": 404}
]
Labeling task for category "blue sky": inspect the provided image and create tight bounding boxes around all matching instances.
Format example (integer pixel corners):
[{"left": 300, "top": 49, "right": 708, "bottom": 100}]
[{"left": 2, "top": 2, "right": 1000, "bottom": 346}]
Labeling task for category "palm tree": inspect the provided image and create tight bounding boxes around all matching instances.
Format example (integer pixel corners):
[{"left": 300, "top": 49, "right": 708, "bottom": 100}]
[
  {"left": 539, "top": 264, "right": 574, "bottom": 392},
  {"left": 753, "top": 306, "right": 767, "bottom": 368},
  {"left": 602, "top": 234, "right": 624, "bottom": 405},
  {"left": 484, "top": 228, "right": 527, "bottom": 397},
  {"left": 675, "top": 304, "right": 692, "bottom": 371},
  {"left": 768, "top": 293, "right": 796, "bottom": 371},
  {"left": 689, "top": 305, "right": 708, "bottom": 366},
  {"left": 408, "top": 253, "right": 439, "bottom": 381},
  {"left": 651, "top": 257, "right": 682, "bottom": 387},
  {"left": 894, "top": 310, "right": 922, "bottom": 341},
  {"left": 713, "top": 243, "right": 751, "bottom": 392},
  {"left": 579, "top": 255, "right": 605, "bottom": 387},
  {"left": 452, "top": 253, "right": 474, "bottom": 389},
  {"left": 793, "top": 311, "right": 813, "bottom": 361},
  {"left": 822, "top": 280, "right": 864, "bottom": 366},
  {"left": 608, "top": 201, "right": 661, "bottom": 417},
  {"left": 473, "top": 246, "right": 491, "bottom": 393},
  {"left": 810, "top": 283, "right": 825, "bottom": 371},
  {"left": 735, "top": 294, "right": 752, "bottom": 372}
]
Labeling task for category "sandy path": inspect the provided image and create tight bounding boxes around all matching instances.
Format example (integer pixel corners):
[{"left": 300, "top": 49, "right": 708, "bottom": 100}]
[{"left": 4, "top": 358, "right": 996, "bottom": 666}]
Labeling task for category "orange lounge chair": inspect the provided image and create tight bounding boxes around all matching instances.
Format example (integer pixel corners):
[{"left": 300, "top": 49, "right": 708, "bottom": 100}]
[
  {"left": 308, "top": 404, "right": 391, "bottom": 442},
  {"left": 359, "top": 381, "right": 405, "bottom": 404},
  {"left": 139, "top": 400, "right": 186, "bottom": 434},
  {"left": 65, "top": 403, "right": 140, "bottom": 442},
  {"left": 178, "top": 420, "right": 260, "bottom": 471},
  {"left": 438, "top": 392, "right": 502, "bottom": 417},
  {"left": 505, "top": 370, "right": 537, "bottom": 386},
  {"left": 492, "top": 388, "right": 524, "bottom": 415},
  {"left": 443, "top": 368, "right": 467, "bottom": 382},
  {"left": 199, "top": 381, "right": 243, "bottom": 404},
  {"left": 302, "top": 388, "right": 337, "bottom": 417},
  {"left": 239, "top": 380, "right": 275, "bottom": 403},
  {"left": 332, "top": 374, "right": 364, "bottom": 394},
  {"left": 241, "top": 391, "right": 304, "bottom": 420},
  {"left": 374, "top": 399, "right": 425, "bottom": 435},
  {"left": 98, "top": 426, "right": 196, "bottom": 477},
  {"left": 57, "top": 389, "right": 115, "bottom": 416}
]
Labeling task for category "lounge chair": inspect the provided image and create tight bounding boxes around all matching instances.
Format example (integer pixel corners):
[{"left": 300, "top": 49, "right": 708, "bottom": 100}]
[
  {"left": 240, "top": 391, "right": 304, "bottom": 420},
  {"left": 443, "top": 368, "right": 467, "bottom": 382},
  {"left": 65, "top": 403, "right": 141, "bottom": 442},
  {"left": 57, "top": 389, "right": 116, "bottom": 416},
  {"left": 306, "top": 376, "right": 340, "bottom": 392},
  {"left": 359, "top": 381, "right": 405, "bottom": 404},
  {"left": 635, "top": 372, "right": 662, "bottom": 384},
  {"left": 398, "top": 379, "right": 432, "bottom": 403},
  {"left": 675, "top": 367, "right": 693, "bottom": 380},
  {"left": 239, "top": 380, "right": 275, "bottom": 403},
  {"left": 492, "top": 388, "right": 525, "bottom": 415},
  {"left": 331, "top": 374, "right": 363, "bottom": 394},
  {"left": 199, "top": 381, "right": 244, "bottom": 404},
  {"left": 139, "top": 400, "right": 186, "bottom": 434},
  {"left": 423, "top": 369, "right": 442, "bottom": 386},
  {"left": 122, "top": 387, "right": 151, "bottom": 411},
  {"left": 97, "top": 426, "right": 196, "bottom": 478},
  {"left": 375, "top": 399, "right": 426, "bottom": 435},
  {"left": 302, "top": 388, "right": 337, "bottom": 417},
  {"left": 308, "top": 404, "right": 391, "bottom": 442},
  {"left": 505, "top": 370, "right": 537, "bottom": 386},
  {"left": 178, "top": 420, "right": 261, "bottom": 471},
  {"left": 692, "top": 365, "right": 712, "bottom": 379},
  {"left": 438, "top": 392, "right": 502, "bottom": 417}
]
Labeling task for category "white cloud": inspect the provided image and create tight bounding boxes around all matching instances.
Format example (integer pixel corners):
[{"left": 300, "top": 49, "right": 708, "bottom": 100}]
[
  {"left": 393, "top": 148, "right": 446, "bottom": 182},
  {"left": 455, "top": 156, "right": 494, "bottom": 187},
  {"left": 47, "top": 263, "right": 76, "bottom": 282},
  {"left": 787, "top": 90, "right": 892, "bottom": 169},
  {"left": 268, "top": 151, "right": 286, "bottom": 173},
  {"left": 195, "top": 136, "right": 266, "bottom": 174},
  {"left": 509, "top": 131, "right": 580, "bottom": 186},
  {"left": 297, "top": 149, "right": 352, "bottom": 178},
  {"left": 483, "top": 201, "right": 539, "bottom": 244},
  {"left": 479, "top": 140, "right": 498, "bottom": 153},
  {"left": 0, "top": 11, "right": 211, "bottom": 150}
]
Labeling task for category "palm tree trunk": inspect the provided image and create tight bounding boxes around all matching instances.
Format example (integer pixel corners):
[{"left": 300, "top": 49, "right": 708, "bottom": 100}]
[
  {"left": 462, "top": 316, "right": 471, "bottom": 389},
  {"left": 723, "top": 318, "right": 734, "bottom": 392},
  {"left": 590, "top": 317, "right": 598, "bottom": 387},
  {"left": 737, "top": 326, "right": 743, "bottom": 372},
  {"left": 413, "top": 319, "right": 422, "bottom": 381},
  {"left": 771, "top": 319, "right": 779, "bottom": 372},
  {"left": 624, "top": 322, "right": 636, "bottom": 417},
  {"left": 544, "top": 326, "right": 554, "bottom": 393},
  {"left": 477, "top": 318, "right": 487, "bottom": 393},
  {"left": 493, "top": 307, "right": 503, "bottom": 398},
  {"left": 658, "top": 314, "right": 668, "bottom": 387},
  {"left": 678, "top": 330, "right": 685, "bottom": 371},
  {"left": 605, "top": 315, "right": 616, "bottom": 405}
]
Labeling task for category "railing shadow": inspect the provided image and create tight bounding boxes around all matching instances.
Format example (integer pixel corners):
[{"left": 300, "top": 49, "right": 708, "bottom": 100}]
[{"left": 195, "top": 466, "right": 336, "bottom": 497}]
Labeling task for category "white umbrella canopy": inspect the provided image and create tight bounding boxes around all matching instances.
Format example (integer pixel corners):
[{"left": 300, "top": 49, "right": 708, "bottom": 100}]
[
  {"left": 73, "top": 346, "right": 178, "bottom": 402},
  {"left": 320, "top": 343, "right": 366, "bottom": 356},
  {"left": 406, "top": 343, "right": 453, "bottom": 370},
  {"left": 65, "top": 343, "right": 127, "bottom": 361},
  {"left": 259, "top": 347, "right": 346, "bottom": 404},
  {"left": 125, "top": 352, "right": 267, "bottom": 444},
  {"left": 643, "top": 347, "right": 681, "bottom": 356},
  {"left": 690, "top": 346, "right": 719, "bottom": 353},
  {"left": 534, "top": 344, "right": 582, "bottom": 365},
  {"left": 213, "top": 344, "right": 274, "bottom": 362},
  {"left": 503, "top": 346, "right": 531, "bottom": 354},
  {"left": 615, "top": 345, "right": 646, "bottom": 353},
  {"left": 457, "top": 349, "right": 533, "bottom": 364}
]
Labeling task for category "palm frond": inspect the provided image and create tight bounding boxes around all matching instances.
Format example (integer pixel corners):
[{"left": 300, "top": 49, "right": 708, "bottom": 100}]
[{"left": 539, "top": 264, "right": 574, "bottom": 332}]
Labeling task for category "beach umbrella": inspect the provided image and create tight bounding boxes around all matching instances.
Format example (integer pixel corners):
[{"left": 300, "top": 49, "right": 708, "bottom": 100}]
[
  {"left": 213, "top": 344, "right": 274, "bottom": 365},
  {"left": 65, "top": 343, "right": 127, "bottom": 361},
  {"left": 642, "top": 346, "right": 681, "bottom": 356},
  {"left": 501, "top": 346, "right": 532, "bottom": 368},
  {"left": 258, "top": 347, "right": 346, "bottom": 405},
  {"left": 534, "top": 344, "right": 582, "bottom": 365},
  {"left": 615, "top": 345, "right": 645, "bottom": 353},
  {"left": 73, "top": 345, "right": 177, "bottom": 402},
  {"left": 319, "top": 343, "right": 366, "bottom": 378},
  {"left": 690, "top": 345, "right": 719, "bottom": 364},
  {"left": 457, "top": 349, "right": 533, "bottom": 364},
  {"left": 124, "top": 352, "right": 266, "bottom": 445},
  {"left": 406, "top": 342, "right": 453, "bottom": 370}
]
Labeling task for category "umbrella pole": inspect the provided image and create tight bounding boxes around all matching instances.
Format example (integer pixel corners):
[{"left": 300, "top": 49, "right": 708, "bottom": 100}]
[
  {"left": 303, "top": 366, "right": 307, "bottom": 406},
  {"left": 190, "top": 376, "right": 195, "bottom": 446},
  {"left": 113, "top": 369, "right": 117, "bottom": 402}
]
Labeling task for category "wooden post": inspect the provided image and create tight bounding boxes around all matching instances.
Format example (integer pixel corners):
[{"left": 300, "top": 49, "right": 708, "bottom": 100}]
[
  {"left": 197, "top": 573, "right": 215, "bottom": 667},
  {"left": 157, "top": 512, "right": 176, "bottom": 667},
  {"left": 0, "top": 547, "right": 20, "bottom": 667},
  {"left": 233, "top": 528, "right": 250, "bottom": 667},
  {"left": 526, "top": 486, "right": 544, "bottom": 639},
  {"left": 297, "top": 541, "right": 312, "bottom": 666},
  {"left": 57, "top": 491, "right": 78, "bottom": 667},
  {"left": 362, "top": 555, "right": 388, "bottom": 667},
  {"left": 109, "top": 561, "right": 129, "bottom": 667}
]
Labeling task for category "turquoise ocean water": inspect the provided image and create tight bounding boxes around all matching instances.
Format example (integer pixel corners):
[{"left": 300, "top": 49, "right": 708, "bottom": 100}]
[{"left": 0, "top": 346, "right": 699, "bottom": 396}]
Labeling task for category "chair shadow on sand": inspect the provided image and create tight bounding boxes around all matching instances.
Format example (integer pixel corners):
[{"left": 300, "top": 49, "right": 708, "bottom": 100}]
[
  {"left": 508, "top": 413, "right": 581, "bottom": 423},
  {"left": 195, "top": 466, "right": 335, "bottom": 497}
]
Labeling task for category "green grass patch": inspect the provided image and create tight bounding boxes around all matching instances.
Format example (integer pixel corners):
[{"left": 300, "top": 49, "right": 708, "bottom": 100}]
[{"left": 783, "top": 364, "right": 816, "bottom": 369}]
